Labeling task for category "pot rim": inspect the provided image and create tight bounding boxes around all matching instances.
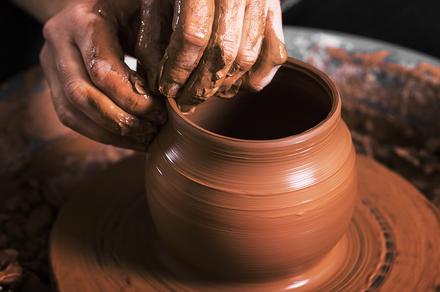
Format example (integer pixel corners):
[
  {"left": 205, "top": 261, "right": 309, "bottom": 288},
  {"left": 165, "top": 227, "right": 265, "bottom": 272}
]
[{"left": 167, "top": 57, "right": 341, "bottom": 146}]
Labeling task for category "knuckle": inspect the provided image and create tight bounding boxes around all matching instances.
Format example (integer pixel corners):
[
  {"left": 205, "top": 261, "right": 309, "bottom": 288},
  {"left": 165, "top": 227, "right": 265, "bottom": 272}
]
[
  {"left": 181, "top": 28, "right": 209, "bottom": 49},
  {"left": 220, "top": 47, "right": 237, "bottom": 65},
  {"left": 55, "top": 60, "right": 69, "bottom": 77},
  {"left": 235, "top": 51, "right": 258, "bottom": 71},
  {"left": 64, "top": 81, "right": 89, "bottom": 105},
  {"left": 168, "top": 61, "right": 195, "bottom": 76},
  {"left": 71, "top": 4, "right": 101, "bottom": 29},
  {"left": 72, "top": 3, "right": 90, "bottom": 15},
  {"left": 42, "top": 19, "right": 57, "bottom": 40},
  {"left": 89, "top": 60, "right": 112, "bottom": 85},
  {"left": 71, "top": 3, "right": 91, "bottom": 19}
]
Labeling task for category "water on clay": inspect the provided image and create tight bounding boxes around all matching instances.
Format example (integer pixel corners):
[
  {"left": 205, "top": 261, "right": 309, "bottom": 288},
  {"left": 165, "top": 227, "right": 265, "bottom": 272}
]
[{"left": 188, "top": 66, "right": 332, "bottom": 140}]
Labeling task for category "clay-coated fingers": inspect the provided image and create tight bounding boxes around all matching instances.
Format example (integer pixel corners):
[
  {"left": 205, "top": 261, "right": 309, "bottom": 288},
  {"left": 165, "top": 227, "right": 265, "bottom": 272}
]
[
  {"left": 71, "top": 8, "right": 161, "bottom": 117},
  {"left": 177, "top": 0, "right": 246, "bottom": 111},
  {"left": 40, "top": 44, "right": 147, "bottom": 151},
  {"left": 217, "top": 0, "right": 267, "bottom": 98},
  {"left": 158, "top": 0, "right": 215, "bottom": 98},
  {"left": 135, "top": 0, "right": 173, "bottom": 94},
  {"left": 43, "top": 24, "right": 155, "bottom": 143},
  {"left": 243, "top": 0, "right": 287, "bottom": 91},
  {"left": 58, "top": 105, "right": 150, "bottom": 151}
]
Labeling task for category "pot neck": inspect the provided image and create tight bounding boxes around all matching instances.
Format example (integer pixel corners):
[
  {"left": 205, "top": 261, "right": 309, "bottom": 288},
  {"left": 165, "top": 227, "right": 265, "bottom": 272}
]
[{"left": 166, "top": 97, "right": 341, "bottom": 161}]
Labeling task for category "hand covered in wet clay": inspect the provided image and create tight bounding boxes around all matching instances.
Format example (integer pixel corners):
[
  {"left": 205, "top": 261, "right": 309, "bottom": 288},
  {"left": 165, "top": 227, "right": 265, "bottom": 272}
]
[
  {"left": 40, "top": 0, "right": 166, "bottom": 151},
  {"left": 40, "top": 0, "right": 286, "bottom": 149},
  {"left": 136, "top": 0, "right": 287, "bottom": 112}
]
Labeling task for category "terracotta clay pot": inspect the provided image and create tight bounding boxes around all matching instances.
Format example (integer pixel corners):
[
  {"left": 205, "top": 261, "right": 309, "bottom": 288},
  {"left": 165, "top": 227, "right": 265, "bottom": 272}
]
[{"left": 145, "top": 58, "right": 357, "bottom": 280}]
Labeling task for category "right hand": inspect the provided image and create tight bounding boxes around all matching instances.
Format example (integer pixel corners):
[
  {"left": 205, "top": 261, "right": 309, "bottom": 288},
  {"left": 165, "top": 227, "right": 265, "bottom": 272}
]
[
  {"left": 136, "top": 0, "right": 287, "bottom": 112},
  {"left": 40, "top": 0, "right": 166, "bottom": 151}
]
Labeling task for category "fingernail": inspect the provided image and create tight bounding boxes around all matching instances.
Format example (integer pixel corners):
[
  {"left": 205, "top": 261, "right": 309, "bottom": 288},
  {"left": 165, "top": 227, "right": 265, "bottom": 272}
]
[
  {"left": 134, "top": 79, "right": 147, "bottom": 95},
  {"left": 159, "top": 82, "right": 180, "bottom": 98},
  {"left": 129, "top": 73, "right": 149, "bottom": 96},
  {"left": 90, "top": 59, "right": 112, "bottom": 75}
]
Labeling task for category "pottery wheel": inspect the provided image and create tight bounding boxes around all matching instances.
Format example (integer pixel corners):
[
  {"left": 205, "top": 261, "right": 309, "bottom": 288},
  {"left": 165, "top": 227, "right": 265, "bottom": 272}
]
[{"left": 50, "top": 155, "right": 440, "bottom": 291}]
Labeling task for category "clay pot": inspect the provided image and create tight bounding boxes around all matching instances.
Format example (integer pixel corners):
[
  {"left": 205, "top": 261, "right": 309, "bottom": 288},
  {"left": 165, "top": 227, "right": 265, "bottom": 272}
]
[{"left": 145, "top": 58, "right": 357, "bottom": 280}]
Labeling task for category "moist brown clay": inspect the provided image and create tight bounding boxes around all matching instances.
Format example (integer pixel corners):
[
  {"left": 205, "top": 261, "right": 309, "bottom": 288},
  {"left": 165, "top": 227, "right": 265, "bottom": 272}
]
[
  {"left": 49, "top": 59, "right": 440, "bottom": 291},
  {"left": 49, "top": 156, "right": 440, "bottom": 291},
  {"left": 241, "top": 7, "right": 287, "bottom": 93},
  {"left": 145, "top": 58, "right": 357, "bottom": 280},
  {"left": 190, "top": 65, "right": 330, "bottom": 139},
  {"left": 174, "top": 0, "right": 287, "bottom": 110},
  {"left": 174, "top": 0, "right": 248, "bottom": 106}
]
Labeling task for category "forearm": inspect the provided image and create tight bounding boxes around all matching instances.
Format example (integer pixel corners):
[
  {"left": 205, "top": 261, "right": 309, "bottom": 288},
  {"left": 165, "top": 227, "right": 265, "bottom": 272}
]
[{"left": 11, "top": 0, "right": 73, "bottom": 22}]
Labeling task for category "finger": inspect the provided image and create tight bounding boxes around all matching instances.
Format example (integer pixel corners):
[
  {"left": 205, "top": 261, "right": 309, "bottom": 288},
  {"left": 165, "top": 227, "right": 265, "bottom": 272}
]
[
  {"left": 243, "top": 0, "right": 287, "bottom": 91},
  {"left": 40, "top": 44, "right": 148, "bottom": 151},
  {"left": 58, "top": 105, "right": 150, "bottom": 151},
  {"left": 177, "top": 0, "right": 246, "bottom": 111},
  {"left": 158, "top": 0, "right": 215, "bottom": 98},
  {"left": 43, "top": 21, "right": 155, "bottom": 142},
  {"left": 135, "top": 0, "right": 173, "bottom": 94},
  {"left": 217, "top": 0, "right": 267, "bottom": 98},
  {"left": 70, "top": 8, "right": 162, "bottom": 117}
]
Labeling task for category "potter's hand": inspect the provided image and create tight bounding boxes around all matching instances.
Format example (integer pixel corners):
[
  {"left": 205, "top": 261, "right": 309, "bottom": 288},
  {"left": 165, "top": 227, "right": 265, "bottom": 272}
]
[
  {"left": 136, "top": 0, "right": 287, "bottom": 112},
  {"left": 40, "top": 1, "right": 166, "bottom": 151}
]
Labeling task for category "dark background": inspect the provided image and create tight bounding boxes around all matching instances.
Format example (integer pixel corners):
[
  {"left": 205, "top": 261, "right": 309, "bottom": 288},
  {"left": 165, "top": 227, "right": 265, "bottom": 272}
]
[{"left": 1, "top": 0, "right": 439, "bottom": 82}]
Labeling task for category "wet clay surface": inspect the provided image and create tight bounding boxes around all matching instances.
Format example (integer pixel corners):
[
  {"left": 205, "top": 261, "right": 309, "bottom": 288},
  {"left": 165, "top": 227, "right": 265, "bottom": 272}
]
[
  {"left": 1, "top": 53, "right": 439, "bottom": 289},
  {"left": 189, "top": 65, "right": 330, "bottom": 139},
  {"left": 144, "top": 59, "right": 357, "bottom": 280},
  {"left": 50, "top": 59, "right": 439, "bottom": 290},
  {"left": 49, "top": 154, "right": 440, "bottom": 291},
  {"left": 158, "top": 0, "right": 287, "bottom": 112}
]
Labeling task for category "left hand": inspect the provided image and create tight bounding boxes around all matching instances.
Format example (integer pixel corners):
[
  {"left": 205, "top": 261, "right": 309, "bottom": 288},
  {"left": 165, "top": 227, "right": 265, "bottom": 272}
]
[{"left": 40, "top": 0, "right": 166, "bottom": 151}]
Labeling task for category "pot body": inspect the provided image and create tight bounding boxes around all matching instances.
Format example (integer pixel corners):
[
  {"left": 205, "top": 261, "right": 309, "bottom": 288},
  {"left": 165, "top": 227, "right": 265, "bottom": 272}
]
[{"left": 146, "top": 60, "right": 357, "bottom": 280}]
